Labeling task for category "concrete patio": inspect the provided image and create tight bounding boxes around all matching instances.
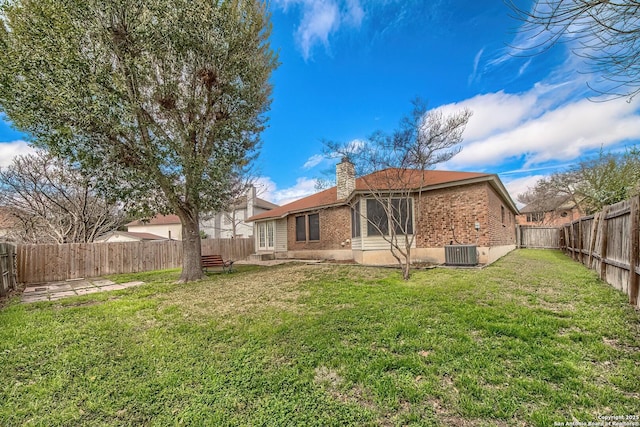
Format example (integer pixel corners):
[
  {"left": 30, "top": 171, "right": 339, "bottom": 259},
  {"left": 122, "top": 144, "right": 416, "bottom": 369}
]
[{"left": 21, "top": 278, "right": 145, "bottom": 303}]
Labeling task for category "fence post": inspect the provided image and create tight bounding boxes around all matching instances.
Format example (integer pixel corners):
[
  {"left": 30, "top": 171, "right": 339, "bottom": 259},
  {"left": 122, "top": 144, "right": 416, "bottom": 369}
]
[
  {"left": 629, "top": 196, "right": 639, "bottom": 307},
  {"left": 599, "top": 206, "right": 610, "bottom": 282},
  {"left": 578, "top": 219, "right": 583, "bottom": 264},
  {"left": 588, "top": 212, "right": 600, "bottom": 269},
  {"left": 0, "top": 242, "right": 17, "bottom": 296}
]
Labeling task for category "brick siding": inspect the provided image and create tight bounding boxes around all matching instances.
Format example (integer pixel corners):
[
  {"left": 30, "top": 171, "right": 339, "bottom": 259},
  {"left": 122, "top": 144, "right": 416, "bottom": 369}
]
[
  {"left": 287, "top": 206, "right": 351, "bottom": 251},
  {"left": 415, "top": 182, "right": 516, "bottom": 248},
  {"left": 516, "top": 207, "right": 581, "bottom": 227},
  {"left": 487, "top": 184, "right": 517, "bottom": 246},
  {"left": 285, "top": 182, "right": 516, "bottom": 251}
]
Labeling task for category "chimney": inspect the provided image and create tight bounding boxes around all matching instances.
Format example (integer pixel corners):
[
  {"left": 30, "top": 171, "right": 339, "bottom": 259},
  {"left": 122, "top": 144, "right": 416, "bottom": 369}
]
[
  {"left": 336, "top": 157, "right": 355, "bottom": 200},
  {"left": 246, "top": 185, "right": 256, "bottom": 218}
]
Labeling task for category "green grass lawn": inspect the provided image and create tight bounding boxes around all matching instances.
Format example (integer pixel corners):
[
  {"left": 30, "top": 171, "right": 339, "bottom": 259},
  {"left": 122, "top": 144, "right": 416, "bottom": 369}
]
[{"left": 1, "top": 250, "right": 639, "bottom": 426}]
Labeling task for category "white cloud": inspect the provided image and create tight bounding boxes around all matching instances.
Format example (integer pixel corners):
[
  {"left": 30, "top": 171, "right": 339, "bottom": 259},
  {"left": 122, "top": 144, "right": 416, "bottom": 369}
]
[
  {"left": 344, "top": 0, "right": 364, "bottom": 26},
  {"left": 303, "top": 154, "right": 324, "bottom": 169},
  {"left": 432, "top": 77, "right": 640, "bottom": 173},
  {"left": 501, "top": 174, "right": 545, "bottom": 208},
  {"left": 0, "top": 140, "right": 35, "bottom": 168},
  {"left": 447, "top": 96, "right": 640, "bottom": 170},
  {"left": 255, "top": 176, "right": 318, "bottom": 206},
  {"left": 436, "top": 90, "right": 541, "bottom": 142},
  {"left": 468, "top": 47, "right": 484, "bottom": 86},
  {"left": 275, "top": 0, "right": 364, "bottom": 60}
]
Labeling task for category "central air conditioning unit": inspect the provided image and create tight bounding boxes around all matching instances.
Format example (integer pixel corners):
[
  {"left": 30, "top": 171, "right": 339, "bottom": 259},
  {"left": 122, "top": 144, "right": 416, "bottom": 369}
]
[{"left": 444, "top": 245, "right": 478, "bottom": 266}]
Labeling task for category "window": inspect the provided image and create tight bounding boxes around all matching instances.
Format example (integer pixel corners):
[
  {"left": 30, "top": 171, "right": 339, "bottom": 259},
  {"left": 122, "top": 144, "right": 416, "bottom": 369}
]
[
  {"left": 258, "top": 222, "right": 274, "bottom": 250},
  {"left": 296, "top": 213, "right": 320, "bottom": 242},
  {"left": 391, "top": 198, "right": 413, "bottom": 234},
  {"left": 526, "top": 212, "right": 544, "bottom": 222},
  {"left": 295, "top": 216, "right": 306, "bottom": 242},
  {"left": 259, "top": 223, "right": 266, "bottom": 248},
  {"left": 367, "top": 199, "right": 389, "bottom": 236},
  {"left": 366, "top": 198, "right": 413, "bottom": 236},
  {"left": 267, "top": 222, "right": 274, "bottom": 247},
  {"left": 351, "top": 201, "right": 361, "bottom": 238},
  {"left": 501, "top": 206, "right": 505, "bottom": 224},
  {"left": 308, "top": 213, "right": 320, "bottom": 241}
]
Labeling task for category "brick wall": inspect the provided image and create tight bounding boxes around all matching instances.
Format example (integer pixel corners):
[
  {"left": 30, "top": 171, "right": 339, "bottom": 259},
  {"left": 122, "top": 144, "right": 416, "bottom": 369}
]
[
  {"left": 487, "top": 184, "right": 517, "bottom": 246},
  {"left": 284, "top": 182, "right": 516, "bottom": 252},
  {"left": 415, "top": 182, "right": 516, "bottom": 248},
  {"left": 287, "top": 206, "right": 351, "bottom": 251},
  {"left": 516, "top": 207, "right": 581, "bottom": 227}
]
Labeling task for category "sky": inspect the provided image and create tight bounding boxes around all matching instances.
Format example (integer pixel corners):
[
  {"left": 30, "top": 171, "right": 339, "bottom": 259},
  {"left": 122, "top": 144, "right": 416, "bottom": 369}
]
[{"left": 2, "top": 0, "right": 640, "bottom": 208}]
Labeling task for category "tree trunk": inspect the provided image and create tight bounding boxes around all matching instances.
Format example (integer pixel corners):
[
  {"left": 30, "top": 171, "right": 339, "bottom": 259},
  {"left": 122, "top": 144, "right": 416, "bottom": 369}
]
[
  {"left": 179, "top": 209, "right": 204, "bottom": 283},
  {"left": 402, "top": 248, "right": 411, "bottom": 280}
]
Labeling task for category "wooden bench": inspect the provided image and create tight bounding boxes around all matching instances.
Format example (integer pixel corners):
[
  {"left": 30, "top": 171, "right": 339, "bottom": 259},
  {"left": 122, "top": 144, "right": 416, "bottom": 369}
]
[{"left": 201, "top": 255, "right": 234, "bottom": 273}]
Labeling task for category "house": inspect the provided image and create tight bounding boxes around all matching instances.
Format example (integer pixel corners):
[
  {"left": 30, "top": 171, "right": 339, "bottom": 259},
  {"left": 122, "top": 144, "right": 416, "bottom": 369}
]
[
  {"left": 516, "top": 196, "right": 582, "bottom": 226},
  {"left": 95, "top": 231, "right": 168, "bottom": 243},
  {"left": 126, "top": 186, "right": 278, "bottom": 240},
  {"left": 200, "top": 186, "right": 279, "bottom": 238},
  {"left": 246, "top": 160, "right": 519, "bottom": 265},
  {"left": 126, "top": 214, "right": 182, "bottom": 240}
]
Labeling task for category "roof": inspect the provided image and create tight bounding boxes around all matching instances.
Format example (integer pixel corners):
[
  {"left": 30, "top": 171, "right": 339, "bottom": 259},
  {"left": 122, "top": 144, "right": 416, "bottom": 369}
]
[
  {"left": 247, "top": 169, "right": 518, "bottom": 222},
  {"left": 255, "top": 197, "right": 279, "bottom": 210},
  {"left": 519, "top": 196, "right": 578, "bottom": 214},
  {"left": 126, "top": 214, "right": 181, "bottom": 227},
  {"left": 125, "top": 198, "right": 278, "bottom": 227},
  {"left": 230, "top": 197, "right": 279, "bottom": 211},
  {"left": 97, "top": 231, "right": 168, "bottom": 241}
]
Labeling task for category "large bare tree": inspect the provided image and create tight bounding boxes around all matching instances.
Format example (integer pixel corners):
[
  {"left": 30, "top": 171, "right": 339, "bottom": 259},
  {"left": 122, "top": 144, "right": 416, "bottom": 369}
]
[
  {"left": 509, "top": 0, "right": 640, "bottom": 100},
  {"left": 0, "top": 151, "right": 124, "bottom": 244},
  {"left": 327, "top": 99, "right": 472, "bottom": 280},
  {"left": 0, "top": 0, "right": 277, "bottom": 281}
]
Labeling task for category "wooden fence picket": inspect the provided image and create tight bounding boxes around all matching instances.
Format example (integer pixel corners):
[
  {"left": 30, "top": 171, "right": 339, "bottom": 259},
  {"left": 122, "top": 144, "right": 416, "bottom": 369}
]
[{"left": 16, "top": 238, "right": 254, "bottom": 285}]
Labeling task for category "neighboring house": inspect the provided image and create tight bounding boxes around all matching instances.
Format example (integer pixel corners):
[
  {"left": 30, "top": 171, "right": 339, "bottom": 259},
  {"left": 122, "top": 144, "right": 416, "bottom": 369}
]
[
  {"left": 95, "top": 231, "right": 168, "bottom": 243},
  {"left": 125, "top": 187, "right": 278, "bottom": 240},
  {"left": 127, "top": 214, "right": 182, "bottom": 240},
  {"left": 516, "top": 196, "right": 582, "bottom": 226},
  {"left": 200, "top": 186, "right": 279, "bottom": 238},
  {"left": 246, "top": 160, "right": 519, "bottom": 265}
]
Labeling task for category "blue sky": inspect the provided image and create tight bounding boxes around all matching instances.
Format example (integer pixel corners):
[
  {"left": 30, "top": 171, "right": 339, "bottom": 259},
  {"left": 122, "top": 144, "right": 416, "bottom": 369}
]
[{"left": 2, "top": 0, "right": 640, "bottom": 207}]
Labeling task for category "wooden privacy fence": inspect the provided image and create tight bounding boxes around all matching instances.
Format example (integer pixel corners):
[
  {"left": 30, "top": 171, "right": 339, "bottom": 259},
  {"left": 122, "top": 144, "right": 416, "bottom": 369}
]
[
  {"left": 17, "top": 238, "right": 254, "bottom": 285},
  {"left": 517, "top": 226, "right": 562, "bottom": 249},
  {"left": 563, "top": 196, "right": 639, "bottom": 308},
  {"left": 200, "top": 238, "right": 254, "bottom": 261},
  {"left": 0, "top": 242, "right": 18, "bottom": 296}
]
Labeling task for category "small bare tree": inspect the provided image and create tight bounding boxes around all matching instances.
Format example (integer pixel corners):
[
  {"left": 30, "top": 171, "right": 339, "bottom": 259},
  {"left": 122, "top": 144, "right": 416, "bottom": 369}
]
[
  {"left": 327, "top": 99, "right": 472, "bottom": 280},
  {"left": 0, "top": 151, "right": 124, "bottom": 243}
]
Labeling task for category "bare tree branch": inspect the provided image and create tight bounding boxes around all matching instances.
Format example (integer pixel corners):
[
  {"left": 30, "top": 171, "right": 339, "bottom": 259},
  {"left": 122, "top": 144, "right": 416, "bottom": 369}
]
[
  {"left": 326, "top": 99, "right": 472, "bottom": 280},
  {"left": 508, "top": 0, "right": 640, "bottom": 100},
  {"left": 0, "top": 151, "right": 125, "bottom": 243}
]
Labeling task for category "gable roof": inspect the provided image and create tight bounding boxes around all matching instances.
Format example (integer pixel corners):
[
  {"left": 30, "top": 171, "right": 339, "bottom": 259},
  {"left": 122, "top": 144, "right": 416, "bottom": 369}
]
[
  {"left": 125, "top": 198, "right": 279, "bottom": 227},
  {"left": 127, "top": 214, "right": 181, "bottom": 227},
  {"left": 247, "top": 169, "right": 518, "bottom": 222},
  {"left": 230, "top": 197, "right": 279, "bottom": 211},
  {"left": 255, "top": 197, "right": 279, "bottom": 210},
  {"left": 97, "top": 231, "right": 168, "bottom": 241},
  {"left": 519, "top": 196, "right": 579, "bottom": 214}
]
